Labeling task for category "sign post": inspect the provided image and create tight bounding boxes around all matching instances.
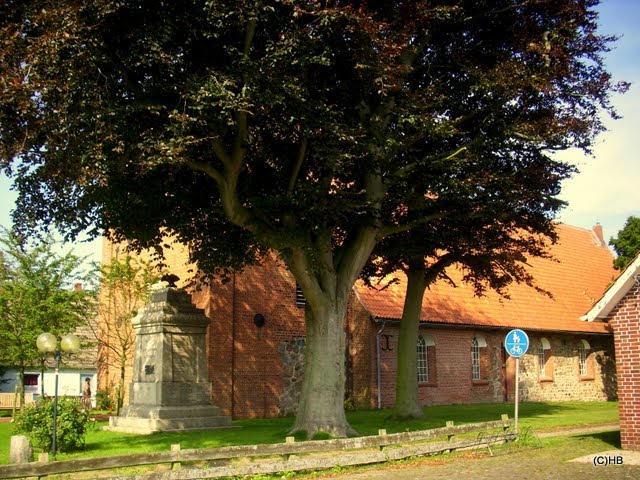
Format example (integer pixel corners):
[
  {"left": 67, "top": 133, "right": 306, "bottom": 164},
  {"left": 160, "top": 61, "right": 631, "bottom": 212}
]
[{"left": 504, "top": 329, "right": 529, "bottom": 432}]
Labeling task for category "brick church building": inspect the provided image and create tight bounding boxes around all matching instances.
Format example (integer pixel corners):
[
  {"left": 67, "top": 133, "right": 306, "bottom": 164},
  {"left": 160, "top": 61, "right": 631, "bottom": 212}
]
[{"left": 100, "top": 224, "right": 619, "bottom": 419}]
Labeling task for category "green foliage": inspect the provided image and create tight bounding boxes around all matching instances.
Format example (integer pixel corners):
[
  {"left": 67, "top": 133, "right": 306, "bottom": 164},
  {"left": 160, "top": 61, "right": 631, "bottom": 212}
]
[
  {"left": 610, "top": 216, "right": 640, "bottom": 270},
  {"left": 292, "top": 430, "right": 309, "bottom": 442},
  {"left": 0, "top": 228, "right": 96, "bottom": 376},
  {"left": 343, "top": 397, "right": 356, "bottom": 412},
  {"left": 97, "top": 255, "right": 160, "bottom": 413},
  {"left": 95, "top": 389, "right": 115, "bottom": 412},
  {"left": 0, "top": 0, "right": 626, "bottom": 436},
  {"left": 0, "top": 1, "right": 625, "bottom": 279},
  {"left": 12, "top": 397, "right": 91, "bottom": 453}
]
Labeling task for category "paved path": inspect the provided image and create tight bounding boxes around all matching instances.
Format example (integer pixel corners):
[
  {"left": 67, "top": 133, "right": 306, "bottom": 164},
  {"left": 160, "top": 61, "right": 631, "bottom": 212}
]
[
  {"left": 535, "top": 423, "right": 620, "bottom": 438},
  {"left": 318, "top": 424, "right": 640, "bottom": 480}
]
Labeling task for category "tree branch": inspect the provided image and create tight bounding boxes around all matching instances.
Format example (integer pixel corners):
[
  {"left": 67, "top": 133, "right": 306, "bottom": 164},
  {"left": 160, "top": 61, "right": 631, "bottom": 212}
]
[
  {"left": 211, "top": 138, "right": 233, "bottom": 168},
  {"left": 335, "top": 170, "right": 386, "bottom": 294},
  {"left": 381, "top": 211, "right": 448, "bottom": 238},
  {"left": 185, "top": 159, "right": 225, "bottom": 185},
  {"left": 243, "top": 17, "right": 257, "bottom": 57},
  {"left": 391, "top": 145, "right": 469, "bottom": 179},
  {"left": 287, "top": 138, "right": 308, "bottom": 196},
  {"left": 229, "top": 16, "right": 258, "bottom": 172}
]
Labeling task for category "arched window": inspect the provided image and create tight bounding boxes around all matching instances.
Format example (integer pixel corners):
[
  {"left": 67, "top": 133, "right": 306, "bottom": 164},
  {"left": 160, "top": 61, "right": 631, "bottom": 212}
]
[
  {"left": 578, "top": 339, "right": 591, "bottom": 377},
  {"left": 471, "top": 335, "right": 486, "bottom": 381},
  {"left": 417, "top": 336, "right": 428, "bottom": 383},
  {"left": 417, "top": 334, "right": 436, "bottom": 384},
  {"left": 538, "top": 337, "right": 552, "bottom": 379}
]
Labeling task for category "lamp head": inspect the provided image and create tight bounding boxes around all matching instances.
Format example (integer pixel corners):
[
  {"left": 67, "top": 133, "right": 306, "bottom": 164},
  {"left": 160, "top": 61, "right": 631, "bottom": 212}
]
[
  {"left": 60, "top": 334, "right": 81, "bottom": 354},
  {"left": 36, "top": 332, "right": 58, "bottom": 353}
]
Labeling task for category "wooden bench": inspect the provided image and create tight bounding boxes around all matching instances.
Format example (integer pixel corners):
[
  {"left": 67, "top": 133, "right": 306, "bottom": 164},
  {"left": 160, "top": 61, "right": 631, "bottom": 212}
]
[{"left": 0, "top": 393, "right": 35, "bottom": 409}]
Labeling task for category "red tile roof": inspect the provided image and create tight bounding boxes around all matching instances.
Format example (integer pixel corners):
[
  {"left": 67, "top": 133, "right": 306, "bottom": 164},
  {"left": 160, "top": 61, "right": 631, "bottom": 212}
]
[
  {"left": 354, "top": 224, "right": 618, "bottom": 334},
  {"left": 582, "top": 252, "right": 640, "bottom": 322}
]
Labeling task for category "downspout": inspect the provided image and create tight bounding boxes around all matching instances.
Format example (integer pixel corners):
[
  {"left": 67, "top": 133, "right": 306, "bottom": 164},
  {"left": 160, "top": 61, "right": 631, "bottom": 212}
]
[
  {"left": 375, "top": 318, "right": 386, "bottom": 410},
  {"left": 231, "top": 270, "right": 236, "bottom": 418}
]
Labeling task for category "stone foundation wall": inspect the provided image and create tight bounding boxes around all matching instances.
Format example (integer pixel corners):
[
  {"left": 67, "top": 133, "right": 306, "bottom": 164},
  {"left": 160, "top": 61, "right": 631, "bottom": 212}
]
[
  {"left": 519, "top": 334, "right": 616, "bottom": 402},
  {"left": 278, "top": 339, "right": 306, "bottom": 416}
]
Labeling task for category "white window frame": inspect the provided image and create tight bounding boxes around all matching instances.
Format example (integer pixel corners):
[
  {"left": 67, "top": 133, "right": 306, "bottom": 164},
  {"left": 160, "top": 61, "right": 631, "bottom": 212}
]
[
  {"left": 578, "top": 339, "right": 590, "bottom": 377},
  {"left": 295, "top": 283, "right": 306, "bottom": 307},
  {"left": 471, "top": 337, "right": 481, "bottom": 381},
  {"left": 417, "top": 336, "right": 428, "bottom": 383},
  {"left": 538, "top": 337, "right": 551, "bottom": 377}
]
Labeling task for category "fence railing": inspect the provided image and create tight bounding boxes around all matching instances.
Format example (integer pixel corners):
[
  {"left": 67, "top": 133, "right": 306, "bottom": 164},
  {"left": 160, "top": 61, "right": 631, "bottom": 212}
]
[
  {"left": 0, "top": 416, "right": 515, "bottom": 480},
  {"left": 0, "top": 393, "right": 34, "bottom": 410}
]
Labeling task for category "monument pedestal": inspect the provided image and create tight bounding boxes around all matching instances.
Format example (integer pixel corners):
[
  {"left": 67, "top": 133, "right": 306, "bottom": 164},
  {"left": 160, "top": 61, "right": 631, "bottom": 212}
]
[{"left": 106, "top": 288, "right": 232, "bottom": 434}]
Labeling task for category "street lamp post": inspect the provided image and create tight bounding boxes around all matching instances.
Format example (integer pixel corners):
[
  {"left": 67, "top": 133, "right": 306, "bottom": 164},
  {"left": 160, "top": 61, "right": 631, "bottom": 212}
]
[{"left": 36, "top": 332, "right": 81, "bottom": 458}]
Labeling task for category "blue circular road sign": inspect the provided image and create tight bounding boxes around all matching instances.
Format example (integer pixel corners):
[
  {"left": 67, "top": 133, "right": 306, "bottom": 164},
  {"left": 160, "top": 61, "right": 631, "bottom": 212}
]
[{"left": 505, "top": 329, "right": 529, "bottom": 358}]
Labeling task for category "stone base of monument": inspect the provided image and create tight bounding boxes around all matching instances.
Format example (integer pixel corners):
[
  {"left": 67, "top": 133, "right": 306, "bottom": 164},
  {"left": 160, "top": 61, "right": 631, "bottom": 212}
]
[
  {"left": 105, "top": 405, "right": 233, "bottom": 434},
  {"left": 103, "top": 287, "right": 235, "bottom": 435}
]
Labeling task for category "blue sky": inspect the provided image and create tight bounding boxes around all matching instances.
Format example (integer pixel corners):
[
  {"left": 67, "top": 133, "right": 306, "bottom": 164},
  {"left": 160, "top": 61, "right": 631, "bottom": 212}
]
[
  {"left": 1, "top": 0, "right": 638, "bottom": 264},
  {"left": 555, "top": 0, "right": 640, "bottom": 246}
]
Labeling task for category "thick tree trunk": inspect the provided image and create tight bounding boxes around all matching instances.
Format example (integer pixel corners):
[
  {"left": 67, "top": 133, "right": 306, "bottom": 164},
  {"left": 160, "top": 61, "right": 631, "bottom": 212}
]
[
  {"left": 17, "top": 367, "right": 25, "bottom": 409},
  {"left": 285, "top": 227, "right": 379, "bottom": 438},
  {"left": 394, "top": 268, "right": 428, "bottom": 419},
  {"left": 289, "top": 301, "right": 357, "bottom": 438}
]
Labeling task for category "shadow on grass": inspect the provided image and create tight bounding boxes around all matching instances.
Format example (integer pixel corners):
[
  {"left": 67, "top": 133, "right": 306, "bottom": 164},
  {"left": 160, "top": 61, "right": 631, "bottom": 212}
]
[
  {"left": 348, "top": 401, "right": 618, "bottom": 437},
  {"left": 574, "top": 430, "right": 621, "bottom": 449}
]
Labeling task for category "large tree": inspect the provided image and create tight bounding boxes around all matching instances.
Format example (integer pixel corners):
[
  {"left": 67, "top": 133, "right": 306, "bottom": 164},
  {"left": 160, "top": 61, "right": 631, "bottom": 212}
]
[
  {"left": 0, "top": 229, "right": 96, "bottom": 402},
  {"left": 0, "top": 1, "right": 625, "bottom": 436},
  {"left": 363, "top": 137, "right": 563, "bottom": 418},
  {"left": 364, "top": 203, "right": 554, "bottom": 418},
  {"left": 610, "top": 217, "right": 640, "bottom": 270}
]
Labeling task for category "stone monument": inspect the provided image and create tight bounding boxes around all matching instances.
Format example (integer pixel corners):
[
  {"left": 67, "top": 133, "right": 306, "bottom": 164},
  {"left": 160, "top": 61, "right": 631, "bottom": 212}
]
[
  {"left": 9, "top": 435, "right": 32, "bottom": 464},
  {"left": 106, "top": 286, "right": 231, "bottom": 433}
]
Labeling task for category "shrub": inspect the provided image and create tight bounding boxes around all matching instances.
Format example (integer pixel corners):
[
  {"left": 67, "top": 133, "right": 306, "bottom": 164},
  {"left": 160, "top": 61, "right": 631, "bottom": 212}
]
[
  {"left": 95, "top": 389, "right": 115, "bottom": 412},
  {"left": 13, "top": 397, "right": 90, "bottom": 453}
]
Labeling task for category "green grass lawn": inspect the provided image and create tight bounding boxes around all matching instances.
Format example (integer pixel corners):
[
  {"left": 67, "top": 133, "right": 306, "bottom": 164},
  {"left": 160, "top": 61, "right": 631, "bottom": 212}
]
[{"left": 0, "top": 401, "right": 619, "bottom": 465}]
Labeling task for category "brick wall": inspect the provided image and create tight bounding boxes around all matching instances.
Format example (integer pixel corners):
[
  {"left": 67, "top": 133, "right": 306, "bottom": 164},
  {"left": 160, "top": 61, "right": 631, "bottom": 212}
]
[
  {"left": 100, "top": 240, "right": 307, "bottom": 418},
  {"left": 346, "top": 294, "right": 376, "bottom": 408},
  {"left": 374, "top": 326, "right": 615, "bottom": 409},
  {"left": 205, "top": 254, "right": 306, "bottom": 418},
  {"left": 374, "top": 327, "right": 504, "bottom": 407},
  {"left": 100, "top": 239, "right": 618, "bottom": 421},
  {"left": 608, "top": 283, "right": 640, "bottom": 450}
]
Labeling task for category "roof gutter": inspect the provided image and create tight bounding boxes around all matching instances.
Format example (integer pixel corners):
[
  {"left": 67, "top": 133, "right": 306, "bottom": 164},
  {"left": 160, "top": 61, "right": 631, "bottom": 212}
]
[{"left": 372, "top": 317, "right": 612, "bottom": 336}]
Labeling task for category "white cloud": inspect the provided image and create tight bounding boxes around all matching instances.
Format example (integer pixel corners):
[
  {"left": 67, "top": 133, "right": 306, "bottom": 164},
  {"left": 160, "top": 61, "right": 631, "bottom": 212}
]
[{"left": 555, "top": 0, "right": 640, "bottom": 241}]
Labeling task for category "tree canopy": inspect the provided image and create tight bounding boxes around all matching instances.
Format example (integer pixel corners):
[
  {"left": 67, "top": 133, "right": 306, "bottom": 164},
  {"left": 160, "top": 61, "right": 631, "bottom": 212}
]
[
  {"left": 610, "top": 216, "right": 640, "bottom": 270},
  {"left": 0, "top": 229, "right": 96, "bottom": 384},
  {"left": 0, "top": 0, "right": 626, "bottom": 436}
]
